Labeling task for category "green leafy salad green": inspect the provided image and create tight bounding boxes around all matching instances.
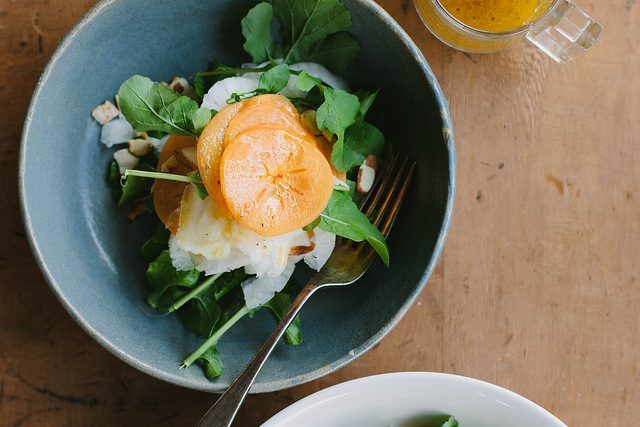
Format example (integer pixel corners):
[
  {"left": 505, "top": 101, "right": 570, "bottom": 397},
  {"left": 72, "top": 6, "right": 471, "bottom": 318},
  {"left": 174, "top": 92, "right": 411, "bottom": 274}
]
[
  {"left": 96, "top": 0, "right": 391, "bottom": 380},
  {"left": 400, "top": 415, "right": 459, "bottom": 427}
]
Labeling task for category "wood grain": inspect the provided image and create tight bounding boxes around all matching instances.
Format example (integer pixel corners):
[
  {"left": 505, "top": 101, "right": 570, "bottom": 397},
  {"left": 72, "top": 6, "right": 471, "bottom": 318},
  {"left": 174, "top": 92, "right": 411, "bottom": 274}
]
[{"left": 0, "top": 0, "right": 638, "bottom": 425}]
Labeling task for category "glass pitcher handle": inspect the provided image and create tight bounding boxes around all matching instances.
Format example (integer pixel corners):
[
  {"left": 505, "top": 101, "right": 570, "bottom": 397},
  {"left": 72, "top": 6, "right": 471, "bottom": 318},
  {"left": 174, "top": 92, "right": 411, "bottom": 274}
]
[{"left": 526, "top": 0, "right": 602, "bottom": 63}]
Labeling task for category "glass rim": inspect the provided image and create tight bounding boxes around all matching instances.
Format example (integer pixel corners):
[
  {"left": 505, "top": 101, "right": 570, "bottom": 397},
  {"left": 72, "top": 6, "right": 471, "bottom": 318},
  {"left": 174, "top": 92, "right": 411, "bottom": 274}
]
[{"left": 433, "top": 0, "right": 560, "bottom": 37}]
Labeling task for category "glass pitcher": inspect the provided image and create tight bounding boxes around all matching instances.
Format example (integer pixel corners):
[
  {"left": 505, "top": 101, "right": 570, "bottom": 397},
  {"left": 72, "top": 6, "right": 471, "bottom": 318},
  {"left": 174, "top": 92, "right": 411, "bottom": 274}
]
[{"left": 414, "top": 0, "right": 602, "bottom": 63}]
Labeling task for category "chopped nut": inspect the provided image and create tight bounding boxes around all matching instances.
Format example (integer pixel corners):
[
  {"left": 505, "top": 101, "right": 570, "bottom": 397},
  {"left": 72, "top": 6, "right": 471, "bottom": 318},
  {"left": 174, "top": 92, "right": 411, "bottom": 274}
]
[
  {"left": 160, "top": 155, "right": 178, "bottom": 172},
  {"left": 128, "top": 138, "right": 152, "bottom": 157},
  {"left": 114, "top": 148, "right": 139, "bottom": 174},
  {"left": 180, "top": 146, "right": 197, "bottom": 167},
  {"left": 169, "top": 77, "right": 198, "bottom": 100},
  {"left": 135, "top": 130, "right": 149, "bottom": 139},
  {"left": 357, "top": 158, "right": 376, "bottom": 194},
  {"left": 169, "top": 77, "right": 188, "bottom": 93},
  {"left": 289, "top": 242, "right": 316, "bottom": 256},
  {"left": 114, "top": 94, "right": 121, "bottom": 111},
  {"left": 364, "top": 154, "right": 377, "bottom": 170},
  {"left": 91, "top": 100, "right": 120, "bottom": 124}
]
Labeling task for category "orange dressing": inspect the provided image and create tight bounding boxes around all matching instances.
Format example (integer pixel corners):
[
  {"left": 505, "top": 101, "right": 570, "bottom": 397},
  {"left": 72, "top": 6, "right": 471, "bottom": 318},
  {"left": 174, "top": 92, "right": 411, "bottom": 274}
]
[{"left": 438, "top": 0, "right": 545, "bottom": 32}]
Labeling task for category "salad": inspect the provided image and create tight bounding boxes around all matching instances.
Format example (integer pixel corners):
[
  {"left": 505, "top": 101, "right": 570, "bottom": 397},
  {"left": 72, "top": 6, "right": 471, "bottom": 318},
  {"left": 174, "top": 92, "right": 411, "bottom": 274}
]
[
  {"left": 93, "top": 0, "right": 389, "bottom": 379},
  {"left": 398, "top": 415, "right": 458, "bottom": 427}
]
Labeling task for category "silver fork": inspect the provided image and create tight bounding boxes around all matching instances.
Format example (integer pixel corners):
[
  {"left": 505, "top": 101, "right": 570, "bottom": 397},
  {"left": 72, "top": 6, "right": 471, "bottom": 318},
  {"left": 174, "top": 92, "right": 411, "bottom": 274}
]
[{"left": 196, "top": 154, "right": 415, "bottom": 427}]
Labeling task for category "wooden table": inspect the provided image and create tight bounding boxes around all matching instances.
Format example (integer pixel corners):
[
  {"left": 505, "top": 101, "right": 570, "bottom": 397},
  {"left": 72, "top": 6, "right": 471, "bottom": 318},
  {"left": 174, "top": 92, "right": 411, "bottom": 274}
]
[{"left": 1, "top": 0, "right": 638, "bottom": 425}]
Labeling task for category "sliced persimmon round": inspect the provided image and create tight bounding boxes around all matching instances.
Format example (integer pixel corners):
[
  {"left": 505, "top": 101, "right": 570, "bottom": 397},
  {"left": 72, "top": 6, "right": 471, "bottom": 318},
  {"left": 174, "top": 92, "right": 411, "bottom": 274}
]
[
  {"left": 153, "top": 134, "right": 197, "bottom": 234},
  {"left": 197, "top": 101, "right": 245, "bottom": 216},
  {"left": 220, "top": 125, "right": 333, "bottom": 236},
  {"left": 223, "top": 94, "right": 306, "bottom": 149}
]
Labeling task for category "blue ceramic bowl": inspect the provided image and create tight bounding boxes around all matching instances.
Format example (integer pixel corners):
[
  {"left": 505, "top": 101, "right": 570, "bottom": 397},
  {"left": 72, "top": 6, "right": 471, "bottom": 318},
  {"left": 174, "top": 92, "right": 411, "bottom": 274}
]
[{"left": 19, "top": 0, "right": 455, "bottom": 392}]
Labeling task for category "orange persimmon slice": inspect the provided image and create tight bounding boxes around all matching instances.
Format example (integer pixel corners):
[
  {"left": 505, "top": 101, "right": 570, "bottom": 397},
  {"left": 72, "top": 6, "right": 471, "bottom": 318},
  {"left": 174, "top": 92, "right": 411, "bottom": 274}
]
[
  {"left": 223, "top": 94, "right": 305, "bottom": 149},
  {"left": 153, "top": 134, "right": 197, "bottom": 234},
  {"left": 220, "top": 125, "right": 333, "bottom": 236},
  {"left": 197, "top": 101, "right": 245, "bottom": 216},
  {"left": 311, "top": 133, "right": 347, "bottom": 182}
]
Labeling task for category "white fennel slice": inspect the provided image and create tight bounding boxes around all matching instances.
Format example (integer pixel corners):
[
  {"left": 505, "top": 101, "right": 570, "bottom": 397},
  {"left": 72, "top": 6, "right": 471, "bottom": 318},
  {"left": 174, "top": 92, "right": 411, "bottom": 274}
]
[
  {"left": 304, "top": 228, "right": 336, "bottom": 271},
  {"left": 242, "top": 260, "right": 296, "bottom": 309},
  {"left": 201, "top": 76, "right": 259, "bottom": 111},
  {"left": 100, "top": 117, "right": 135, "bottom": 147}
]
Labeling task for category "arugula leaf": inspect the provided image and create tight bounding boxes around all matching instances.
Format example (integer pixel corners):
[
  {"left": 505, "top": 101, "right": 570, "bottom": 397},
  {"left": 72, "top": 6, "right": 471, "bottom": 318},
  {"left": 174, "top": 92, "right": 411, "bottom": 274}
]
[
  {"left": 182, "top": 305, "right": 252, "bottom": 373},
  {"left": 263, "top": 292, "right": 302, "bottom": 346},
  {"left": 146, "top": 251, "right": 201, "bottom": 310},
  {"left": 295, "top": 72, "right": 383, "bottom": 172},
  {"left": 141, "top": 222, "right": 170, "bottom": 262},
  {"left": 191, "top": 108, "right": 211, "bottom": 135},
  {"left": 315, "top": 86, "right": 360, "bottom": 142},
  {"left": 273, "top": 0, "right": 358, "bottom": 73},
  {"left": 173, "top": 269, "right": 246, "bottom": 338},
  {"left": 403, "top": 415, "right": 458, "bottom": 427},
  {"left": 241, "top": 2, "right": 283, "bottom": 63},
  {"left": 333, "top": 120, "right": 384, "bottom": 172},
  {"left": 107, "top": 161, "right": 123, "bottom": 202},
  {"left": 119, "top": 162, "right": 155, "bottom": 207},
  {"left": 441, "top": 416, "right": 459, "bottom": 427},
  {"left": 297, "top": 31, "right": 359, "bottom": 74},
  {"left": 303, "top": 216, "right": 321, "bottom": 231},
  {"left": 118, "top": 75, "right": 211, "bottom": 137},
  {"left": 344, "top": 178, "right": 361, "bottom": 203},
  {"left": 194, "top": 61, "right": 233, "bottom": 99},
  {"left": 318, "top": 190, "right": 389, "bottom": 265},
  {"left": 198, "top": 346, "right": 224, "bottom": 379},
  {"left": 189, "top": 172, "right": 209, "bottom": 200},
  {"left": 177, "top": 292, "right": 221, "bottom": 339},
  {"left": 357, "top": 89, "right": 378, "bottom": 117},
  {"left": 295, "top": 70, "right": 323, "bottom": 92},
  {"left": 115, "top": 152, "right": 158, "bottom": 207},
  {"left": 212, "top": 269, "right": 247, "bottom": 301},
  {"left": 147, "top": 130, "right": 167, "bottom": 140},
  {"left": 317, "top": 87, "right": 361, "bottom": 171},
  {"left": 256, "top": 63, "right": 290, "bottom": 93}
]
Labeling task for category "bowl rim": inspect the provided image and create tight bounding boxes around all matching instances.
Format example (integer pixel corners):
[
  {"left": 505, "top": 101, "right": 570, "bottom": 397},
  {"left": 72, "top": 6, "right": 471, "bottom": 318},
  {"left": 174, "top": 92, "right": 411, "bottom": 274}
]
[
  {"left": 18, "top": 0, "right": 456, "bottom": 393},
  {"left": 262, "top": 372, "right": 567, "bottom": 426}
]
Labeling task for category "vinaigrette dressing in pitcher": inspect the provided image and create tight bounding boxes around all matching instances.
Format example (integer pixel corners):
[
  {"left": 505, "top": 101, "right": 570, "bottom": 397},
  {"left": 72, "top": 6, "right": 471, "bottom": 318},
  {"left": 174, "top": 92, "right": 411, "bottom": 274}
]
[
  {"left": 438, "top": 0, "right": 548, "bottom": 32},
  {"left": 414, "top": 0, "right": 601, "bottom": 62}
]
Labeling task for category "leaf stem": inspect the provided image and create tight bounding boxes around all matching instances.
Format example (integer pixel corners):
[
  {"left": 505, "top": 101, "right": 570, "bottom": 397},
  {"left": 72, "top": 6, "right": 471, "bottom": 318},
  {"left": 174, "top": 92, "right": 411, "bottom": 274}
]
[
  {"left": 123, "top": 169, "right": 202, "bottom": 184},
  {"left": 181, "top": 305, "right": 251, "bottom": 368},
  {"left": 168, "top": 273, "right": 221, "bottom": 313},
  {"left": 196, "top": 65, "right": 272, "bottom": 77},
  {"left": 197, "top": 64, "right": 301, "bottom": 78}
]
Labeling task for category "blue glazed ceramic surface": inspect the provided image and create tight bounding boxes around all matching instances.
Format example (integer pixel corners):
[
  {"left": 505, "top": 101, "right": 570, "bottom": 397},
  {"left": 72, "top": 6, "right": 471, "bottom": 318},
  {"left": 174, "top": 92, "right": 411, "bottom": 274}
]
[{"left": 19, "top": 0, "right": 455, "bottom": 393}]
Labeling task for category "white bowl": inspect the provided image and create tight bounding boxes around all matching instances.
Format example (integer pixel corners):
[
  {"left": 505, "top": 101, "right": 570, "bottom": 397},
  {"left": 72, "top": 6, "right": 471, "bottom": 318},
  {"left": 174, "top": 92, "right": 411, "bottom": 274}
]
[{"left": 263, "top": 372, "right": 566, "bottom": 427}]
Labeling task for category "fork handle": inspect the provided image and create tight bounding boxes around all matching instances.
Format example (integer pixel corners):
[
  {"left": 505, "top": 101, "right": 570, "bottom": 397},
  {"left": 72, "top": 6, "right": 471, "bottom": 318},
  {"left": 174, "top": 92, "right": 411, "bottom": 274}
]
[{"left": 195, "top": 282, "right": 319, "bottom": 427}]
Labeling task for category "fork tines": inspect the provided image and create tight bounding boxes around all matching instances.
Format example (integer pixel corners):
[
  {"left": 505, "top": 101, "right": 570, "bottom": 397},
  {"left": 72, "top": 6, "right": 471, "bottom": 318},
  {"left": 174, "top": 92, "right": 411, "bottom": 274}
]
[{"left": 358, "top": 152, "right": 416, "bottom": 238}]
